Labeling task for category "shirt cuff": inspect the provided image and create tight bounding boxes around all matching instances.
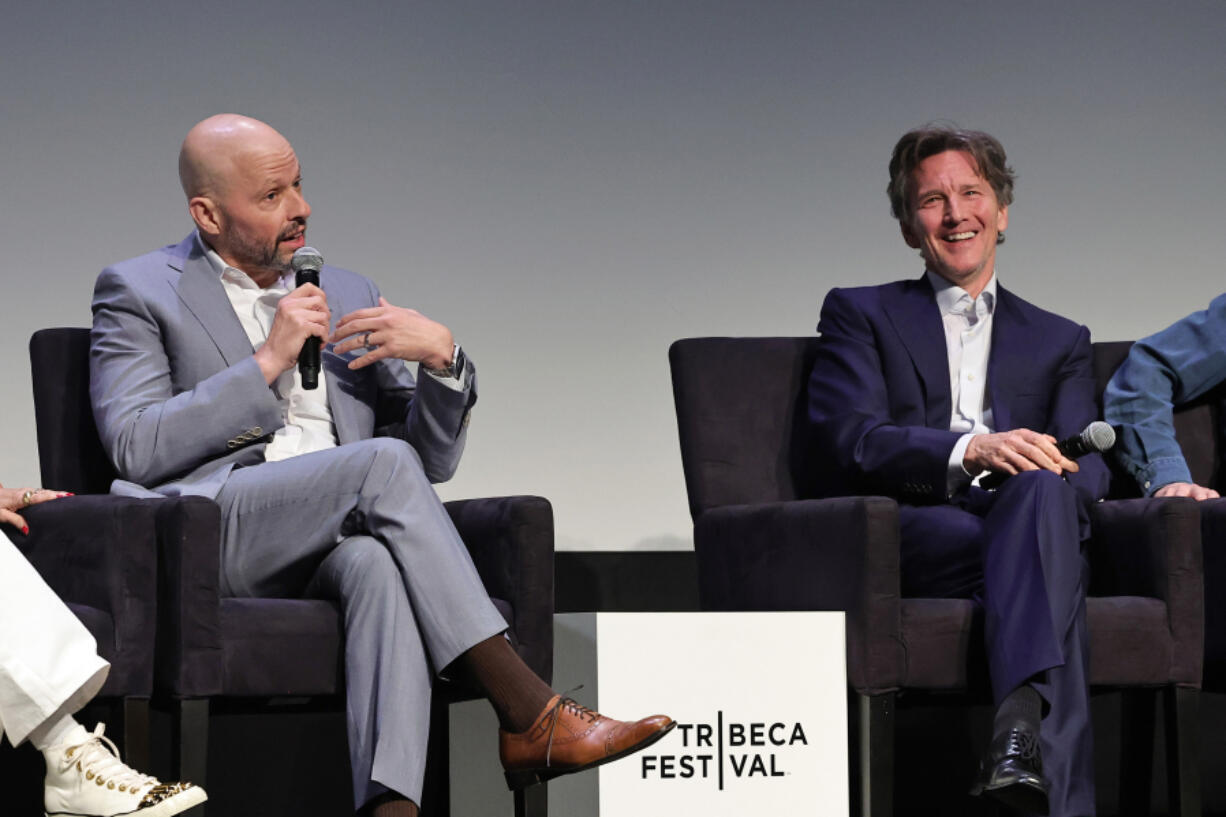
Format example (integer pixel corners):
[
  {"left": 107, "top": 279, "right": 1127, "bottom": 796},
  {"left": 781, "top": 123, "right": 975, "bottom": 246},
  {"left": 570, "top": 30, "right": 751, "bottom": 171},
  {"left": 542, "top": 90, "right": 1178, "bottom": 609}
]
[
  {"left": 1135, "top": 456, "right": 1195, "bottom": 497},
  {"left": 421, "top": 361, "right": 470, "bottom": 392},
  {"left": 946, "top": 433, "right": 983, "bottom": 495}
]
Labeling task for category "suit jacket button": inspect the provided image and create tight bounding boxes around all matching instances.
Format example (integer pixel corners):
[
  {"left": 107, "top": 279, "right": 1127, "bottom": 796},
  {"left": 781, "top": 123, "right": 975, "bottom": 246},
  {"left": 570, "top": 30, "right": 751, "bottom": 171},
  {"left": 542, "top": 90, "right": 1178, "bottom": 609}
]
[
  {"left": 252, "top": 426, "right": 263, "bottom": 435},
  {"left": 226, "top": 440, "right": 238, "bottom": 449}
]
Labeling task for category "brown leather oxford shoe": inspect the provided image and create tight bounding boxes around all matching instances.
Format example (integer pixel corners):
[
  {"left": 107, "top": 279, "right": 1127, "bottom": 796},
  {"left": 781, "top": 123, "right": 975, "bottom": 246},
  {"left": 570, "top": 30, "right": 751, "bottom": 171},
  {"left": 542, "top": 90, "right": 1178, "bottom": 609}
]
[{"left": 499, "top": 694, "right": 676, "bottom": 790}]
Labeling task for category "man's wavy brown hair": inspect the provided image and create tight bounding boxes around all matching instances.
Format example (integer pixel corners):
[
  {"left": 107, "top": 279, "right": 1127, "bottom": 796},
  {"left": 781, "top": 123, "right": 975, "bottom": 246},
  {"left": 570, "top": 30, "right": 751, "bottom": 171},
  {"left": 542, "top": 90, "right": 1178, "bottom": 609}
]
[{"left": 888, "top": 124, "right": 1015, "bottom": 244}]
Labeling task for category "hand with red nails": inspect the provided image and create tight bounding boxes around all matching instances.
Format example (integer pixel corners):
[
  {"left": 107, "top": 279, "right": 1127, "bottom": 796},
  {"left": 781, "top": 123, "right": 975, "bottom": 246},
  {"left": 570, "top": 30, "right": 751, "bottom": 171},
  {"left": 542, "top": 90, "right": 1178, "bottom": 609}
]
[{"left": 0, "top": 483, "right": 72, "bottom": 535}]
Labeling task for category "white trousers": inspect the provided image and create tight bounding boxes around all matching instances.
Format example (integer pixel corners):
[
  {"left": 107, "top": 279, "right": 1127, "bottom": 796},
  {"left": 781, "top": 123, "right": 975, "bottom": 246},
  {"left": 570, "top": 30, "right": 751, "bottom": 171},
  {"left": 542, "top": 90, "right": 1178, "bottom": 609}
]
[{"left": 0, "top": 529, "right": 108, "bottom": 747}]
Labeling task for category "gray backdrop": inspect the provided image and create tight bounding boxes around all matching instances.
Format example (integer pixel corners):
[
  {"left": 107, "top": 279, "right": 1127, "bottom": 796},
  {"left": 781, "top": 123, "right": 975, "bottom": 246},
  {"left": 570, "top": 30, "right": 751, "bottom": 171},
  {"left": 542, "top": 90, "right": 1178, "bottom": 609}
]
[{"left": 3, "top": 1, "right": 1224, "bottom": 551}]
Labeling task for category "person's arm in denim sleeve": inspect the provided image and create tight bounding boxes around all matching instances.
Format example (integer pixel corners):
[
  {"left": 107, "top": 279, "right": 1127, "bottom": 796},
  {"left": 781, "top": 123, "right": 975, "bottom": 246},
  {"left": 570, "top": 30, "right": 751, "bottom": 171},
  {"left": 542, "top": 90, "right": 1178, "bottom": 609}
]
[{"left": 1104, "top": 293, "right": 1226, "bottom": 495}]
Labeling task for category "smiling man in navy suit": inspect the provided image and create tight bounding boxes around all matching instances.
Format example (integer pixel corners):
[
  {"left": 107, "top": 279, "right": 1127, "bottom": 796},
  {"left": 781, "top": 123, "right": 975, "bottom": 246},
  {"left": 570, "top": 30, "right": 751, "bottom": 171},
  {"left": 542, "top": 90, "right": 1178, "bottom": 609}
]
[{"left": 808, "top": 125, "right": 1108, "bottom": 817}]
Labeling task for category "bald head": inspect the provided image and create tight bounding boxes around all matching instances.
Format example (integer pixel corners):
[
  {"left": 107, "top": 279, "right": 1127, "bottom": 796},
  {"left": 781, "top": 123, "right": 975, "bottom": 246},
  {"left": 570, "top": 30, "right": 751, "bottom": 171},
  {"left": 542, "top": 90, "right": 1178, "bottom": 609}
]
[
  {"left": 179, "top": 114, "right": 310, "bottom": 286},
  {"left": 178, "top": 114, "right": 294, "bottom": 199}
]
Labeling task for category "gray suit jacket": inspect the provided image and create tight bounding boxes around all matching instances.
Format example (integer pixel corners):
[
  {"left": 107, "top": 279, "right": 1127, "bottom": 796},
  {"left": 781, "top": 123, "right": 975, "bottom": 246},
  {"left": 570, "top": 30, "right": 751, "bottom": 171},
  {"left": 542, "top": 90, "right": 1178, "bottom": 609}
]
[{"left": 90, "top": 233, "right": 476, "bottom": 499}]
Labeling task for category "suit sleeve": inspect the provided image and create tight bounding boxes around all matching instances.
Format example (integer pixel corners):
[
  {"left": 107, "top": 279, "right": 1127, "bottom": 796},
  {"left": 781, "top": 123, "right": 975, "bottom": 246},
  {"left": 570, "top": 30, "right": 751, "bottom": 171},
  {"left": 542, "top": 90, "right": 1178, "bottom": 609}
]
[
  {"left": 1104, "top": 294, "right": 1226, "bottom": 495},
  {"left": 808, "top": 288, "right": 960, "bottom": 501},
  {"left": 1046, "top": 323, "right": 1109, "bottom": 505},
  {"left": 89, "top": 266, "right": 283, "bottom": 487},
  {"left": 365, "top": 278, "right": 477, "bottom": 483}
]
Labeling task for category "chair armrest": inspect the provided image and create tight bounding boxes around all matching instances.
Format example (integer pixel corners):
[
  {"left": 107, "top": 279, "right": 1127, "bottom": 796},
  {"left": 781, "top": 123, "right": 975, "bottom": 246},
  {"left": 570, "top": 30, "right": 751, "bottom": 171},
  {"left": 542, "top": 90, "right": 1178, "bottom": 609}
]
[
  {"left": 17, "top": 495, "right": 162, "bottom": 696},
  {"left": 1089, "top": 496, "right": 1203, "bottom": 687},
  {"left": 152, "top": 496, "right": 225, "bottom": 698},
  {"left": 1197, "top": 497, "right": 1226, "bottom": 689},
  {"left": 694, "top": 496, "right": 902, "bottom": 694},
  {"left": 445, "top": 496, "right": 554, "bottom": 684},
  {"left": 1089, "top": 497, "right": 1201, "bottom": 600}
]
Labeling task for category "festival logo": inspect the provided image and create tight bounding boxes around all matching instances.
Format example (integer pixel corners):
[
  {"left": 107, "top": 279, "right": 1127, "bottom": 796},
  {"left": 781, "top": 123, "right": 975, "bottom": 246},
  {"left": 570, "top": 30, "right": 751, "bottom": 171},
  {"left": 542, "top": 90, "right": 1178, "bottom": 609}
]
[{"left": 638, "top": 711, "right": 811, "bottom": 790}]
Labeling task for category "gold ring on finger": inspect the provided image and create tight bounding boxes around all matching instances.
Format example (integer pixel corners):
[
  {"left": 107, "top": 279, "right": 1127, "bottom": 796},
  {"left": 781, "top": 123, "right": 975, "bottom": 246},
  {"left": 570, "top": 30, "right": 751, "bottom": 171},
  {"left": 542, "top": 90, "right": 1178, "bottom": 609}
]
[{"left": 21, "top": 490, "right": 35, "bottom": 507}]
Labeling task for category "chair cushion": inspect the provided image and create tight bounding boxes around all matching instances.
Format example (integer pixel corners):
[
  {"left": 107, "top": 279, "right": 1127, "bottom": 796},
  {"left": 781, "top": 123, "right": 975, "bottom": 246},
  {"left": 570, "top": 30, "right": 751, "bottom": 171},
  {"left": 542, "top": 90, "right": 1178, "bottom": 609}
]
[
  {"left": 216, "top": 596, "right": 518, "bottom": 697},
  {"left": 219, "top": 599, "right": 344, "bottom": 696},
  {"left": 899, "top": 599, "right": 983, "bottom": 691},
  {"left": 896, "top": 596, "right": 1173, "bottom": 692}
]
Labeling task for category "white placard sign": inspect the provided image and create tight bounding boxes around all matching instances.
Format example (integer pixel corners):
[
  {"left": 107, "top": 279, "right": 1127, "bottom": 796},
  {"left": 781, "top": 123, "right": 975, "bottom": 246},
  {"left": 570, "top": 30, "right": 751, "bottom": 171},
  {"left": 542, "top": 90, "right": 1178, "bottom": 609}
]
[{"left": 549, "top": 611, "right": 848, "bottom": 817}]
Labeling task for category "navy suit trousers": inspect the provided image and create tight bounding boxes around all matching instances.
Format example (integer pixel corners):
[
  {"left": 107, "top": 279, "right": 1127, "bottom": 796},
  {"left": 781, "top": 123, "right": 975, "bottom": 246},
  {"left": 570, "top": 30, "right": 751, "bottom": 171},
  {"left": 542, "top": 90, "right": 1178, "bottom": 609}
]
[{"left": 898, "top": 470, "right": 1094, "bottom": 817}]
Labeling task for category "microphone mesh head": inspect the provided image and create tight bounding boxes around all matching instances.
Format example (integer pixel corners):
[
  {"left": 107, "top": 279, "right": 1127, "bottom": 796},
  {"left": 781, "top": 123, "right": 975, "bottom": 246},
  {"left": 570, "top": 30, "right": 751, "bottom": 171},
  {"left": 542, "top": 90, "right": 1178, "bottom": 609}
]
[
  {"left": 291, "top": 246, "right": 324, "bottom": 273},
  {"left": 1084, "top": 421, "right": 1116, "bottom": 452}
]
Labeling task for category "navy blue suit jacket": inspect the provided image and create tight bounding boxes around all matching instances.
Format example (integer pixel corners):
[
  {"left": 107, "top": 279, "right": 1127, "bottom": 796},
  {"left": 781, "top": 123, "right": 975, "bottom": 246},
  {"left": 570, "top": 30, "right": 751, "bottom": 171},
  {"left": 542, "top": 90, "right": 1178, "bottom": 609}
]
[{"left": 808, "top": 275, "right": 1109, "bottom": 509}]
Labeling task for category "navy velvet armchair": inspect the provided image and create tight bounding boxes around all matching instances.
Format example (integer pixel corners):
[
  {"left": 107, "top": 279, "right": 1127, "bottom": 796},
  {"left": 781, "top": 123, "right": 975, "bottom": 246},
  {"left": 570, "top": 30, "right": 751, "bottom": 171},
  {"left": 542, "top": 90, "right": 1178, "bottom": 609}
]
[{"left": 670, "top": 336, "right": 1202, "bottom": 817}]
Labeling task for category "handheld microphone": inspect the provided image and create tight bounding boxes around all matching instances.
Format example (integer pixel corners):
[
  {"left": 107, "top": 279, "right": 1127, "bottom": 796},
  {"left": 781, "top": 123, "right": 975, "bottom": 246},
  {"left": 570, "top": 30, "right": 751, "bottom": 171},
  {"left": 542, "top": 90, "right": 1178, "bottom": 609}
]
[
  {"left": 290, "top": 246, "right": 325, "bottom": 390},
  {"left": 980, "top": 421, "right": 1115, "bottom": 490},
  {"left": 1055, "top": 420, "right": 1116, "bottom": 459}
]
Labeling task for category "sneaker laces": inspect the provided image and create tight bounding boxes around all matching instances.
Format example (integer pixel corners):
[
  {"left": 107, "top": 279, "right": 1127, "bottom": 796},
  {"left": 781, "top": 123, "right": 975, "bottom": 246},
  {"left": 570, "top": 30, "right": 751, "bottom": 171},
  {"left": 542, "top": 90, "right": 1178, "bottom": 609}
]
[{"left": 56, "top": 723, "right": 157, "bottom": 793}]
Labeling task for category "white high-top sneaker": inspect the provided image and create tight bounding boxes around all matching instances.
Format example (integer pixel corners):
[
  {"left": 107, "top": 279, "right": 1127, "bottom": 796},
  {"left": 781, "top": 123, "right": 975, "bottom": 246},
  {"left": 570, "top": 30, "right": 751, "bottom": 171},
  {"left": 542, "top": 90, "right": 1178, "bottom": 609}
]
[{"left": 43, "top": 723, "right": 207, "bottom": 817}]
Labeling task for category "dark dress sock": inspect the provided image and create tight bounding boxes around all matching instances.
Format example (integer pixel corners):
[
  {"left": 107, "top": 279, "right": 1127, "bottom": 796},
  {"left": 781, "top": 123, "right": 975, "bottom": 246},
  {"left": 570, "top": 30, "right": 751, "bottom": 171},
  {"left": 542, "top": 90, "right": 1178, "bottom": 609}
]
[
  {"left": 995, "top": 682, "right": 1042, "bottom": 734},
  {"left": 454, "top": 633, "right": 555, "bottom": 732}
]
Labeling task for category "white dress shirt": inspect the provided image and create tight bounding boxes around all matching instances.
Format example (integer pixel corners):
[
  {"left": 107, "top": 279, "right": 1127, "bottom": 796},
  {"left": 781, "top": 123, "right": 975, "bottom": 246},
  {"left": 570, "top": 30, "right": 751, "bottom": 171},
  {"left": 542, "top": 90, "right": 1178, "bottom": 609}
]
[
  {"left": 927, "top": 269, "right": 998, "bottom": 493},
  {"left": 205, "top": 242, "right": 340, "bottom": 461}
]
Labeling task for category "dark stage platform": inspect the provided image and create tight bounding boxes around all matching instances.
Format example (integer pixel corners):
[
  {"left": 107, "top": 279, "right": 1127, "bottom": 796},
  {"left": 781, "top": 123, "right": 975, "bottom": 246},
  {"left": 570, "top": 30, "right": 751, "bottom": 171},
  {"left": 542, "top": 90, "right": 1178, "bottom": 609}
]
[{"left": 3, "top": 550, "right": 1224, "bottom": 816}]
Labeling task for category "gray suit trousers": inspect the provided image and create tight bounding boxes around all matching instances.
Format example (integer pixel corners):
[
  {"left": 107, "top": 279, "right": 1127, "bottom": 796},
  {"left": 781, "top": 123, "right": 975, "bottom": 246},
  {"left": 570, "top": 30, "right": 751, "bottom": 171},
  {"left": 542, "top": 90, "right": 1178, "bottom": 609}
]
[{"left": 213, "top": 437, "right": 508, "bottom": 807}]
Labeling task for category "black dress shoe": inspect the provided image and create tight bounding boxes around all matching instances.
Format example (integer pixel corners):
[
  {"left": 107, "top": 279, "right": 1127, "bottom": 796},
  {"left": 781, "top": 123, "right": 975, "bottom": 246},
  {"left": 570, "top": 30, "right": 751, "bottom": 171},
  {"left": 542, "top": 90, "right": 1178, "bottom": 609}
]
[{"left": 969, "top": 721, "right": 1050, "bottom": 815}]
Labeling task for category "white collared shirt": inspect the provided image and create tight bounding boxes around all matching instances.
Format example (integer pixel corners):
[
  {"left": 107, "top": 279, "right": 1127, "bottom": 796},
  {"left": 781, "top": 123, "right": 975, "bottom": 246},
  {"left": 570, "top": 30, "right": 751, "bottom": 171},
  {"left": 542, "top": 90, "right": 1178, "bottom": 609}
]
[
  {"left": 926, "top": 269, "right": 997, "bottom": 492},
  {"left": 203, "top": 238, "right": 340, "bottom": 461}
]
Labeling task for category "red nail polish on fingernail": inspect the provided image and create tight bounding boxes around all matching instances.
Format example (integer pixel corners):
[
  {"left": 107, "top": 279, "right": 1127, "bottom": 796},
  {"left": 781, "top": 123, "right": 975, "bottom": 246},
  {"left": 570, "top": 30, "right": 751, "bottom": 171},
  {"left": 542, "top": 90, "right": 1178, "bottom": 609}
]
[{"left": 22, "top": 526, "right": 29, "bottom": 535}]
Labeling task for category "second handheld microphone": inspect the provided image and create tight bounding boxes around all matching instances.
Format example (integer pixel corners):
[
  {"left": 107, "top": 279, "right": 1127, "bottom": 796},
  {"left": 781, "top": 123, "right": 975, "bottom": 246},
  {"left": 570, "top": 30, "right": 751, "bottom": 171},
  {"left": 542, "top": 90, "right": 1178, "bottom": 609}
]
[{"left": 979, "top": 421, "right": 1115, "bottom": 490}]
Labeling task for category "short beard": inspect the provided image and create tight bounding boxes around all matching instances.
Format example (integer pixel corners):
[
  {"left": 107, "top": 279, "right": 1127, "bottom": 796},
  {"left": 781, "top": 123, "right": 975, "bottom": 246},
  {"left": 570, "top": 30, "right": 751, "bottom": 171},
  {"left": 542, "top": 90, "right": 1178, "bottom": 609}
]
[{"left": 226, "top": 230, "right": 293, "bottom": 277}]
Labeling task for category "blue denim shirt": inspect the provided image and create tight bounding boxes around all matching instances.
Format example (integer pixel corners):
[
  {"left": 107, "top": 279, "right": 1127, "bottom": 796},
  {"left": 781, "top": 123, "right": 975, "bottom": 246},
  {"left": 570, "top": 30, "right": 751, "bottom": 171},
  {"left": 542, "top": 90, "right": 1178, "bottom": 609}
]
[{"left": 1104, "top": 293, "right": 1226, "bottom": 495}]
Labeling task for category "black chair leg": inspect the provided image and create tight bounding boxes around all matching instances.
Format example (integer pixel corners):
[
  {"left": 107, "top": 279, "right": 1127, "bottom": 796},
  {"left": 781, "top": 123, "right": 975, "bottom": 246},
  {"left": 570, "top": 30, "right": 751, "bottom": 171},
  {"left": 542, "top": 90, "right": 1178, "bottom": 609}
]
[
  {"left": 513, "top": 784, "right": 548, "bottom": 817},
  {"left": 1119, "top": 688, "right": 1156, "bottom": 817},
  {"left": 121, "top": 697, "right": 152, "bottom": 771},
  {"left": 853, "top": 691, "right": 894, "bottom": 817},
  {"left": 174, "top": 698, "right": 209, "bottom": 815},
  {"left": 1165, "top": 686, "right": 1200, "bottom": 817}
]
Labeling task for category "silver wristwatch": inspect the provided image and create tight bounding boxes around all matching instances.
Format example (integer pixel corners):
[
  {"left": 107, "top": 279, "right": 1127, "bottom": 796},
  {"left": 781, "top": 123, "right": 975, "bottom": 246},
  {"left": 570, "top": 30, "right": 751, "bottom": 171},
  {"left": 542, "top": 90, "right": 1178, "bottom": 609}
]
[{"left": 427, "top": 343, "right": 466, "bottom": 380}]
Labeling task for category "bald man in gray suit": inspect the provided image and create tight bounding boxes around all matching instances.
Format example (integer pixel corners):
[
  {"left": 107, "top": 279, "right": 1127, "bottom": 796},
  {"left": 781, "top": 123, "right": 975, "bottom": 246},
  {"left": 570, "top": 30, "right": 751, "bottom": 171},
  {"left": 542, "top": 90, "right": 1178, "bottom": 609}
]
[{"left": 89, "top": 114, "right": 672, "bottom": 817}]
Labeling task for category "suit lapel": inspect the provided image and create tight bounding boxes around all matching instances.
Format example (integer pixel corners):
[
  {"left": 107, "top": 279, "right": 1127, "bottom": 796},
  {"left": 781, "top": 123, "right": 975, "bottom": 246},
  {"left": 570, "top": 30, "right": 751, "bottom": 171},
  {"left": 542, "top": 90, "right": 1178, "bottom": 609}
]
[
  {"left": 882, "top": 276, "right": 952, "bottom": 429},
  {"left": 987, "top": 286, "right": 1029, "bottom": 432},
  {"left": 173, "top": 236, "right": 364, "bottom": 444},
  {"left": 319, "top": 270, "right": 362, "bottom": 445},
  {"left": 172, "top": 236, "right": 255, "bottom": 367}
]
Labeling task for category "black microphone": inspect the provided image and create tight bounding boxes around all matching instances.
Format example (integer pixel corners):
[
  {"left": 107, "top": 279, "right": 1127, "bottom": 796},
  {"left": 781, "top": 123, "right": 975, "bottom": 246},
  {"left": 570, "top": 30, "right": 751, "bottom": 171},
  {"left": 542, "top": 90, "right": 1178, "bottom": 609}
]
[
  {"left": 291, "top": 246, "right": 325, "bottom": 390},
  {"left": 980, "top": 421, "right": 1115, "bottom": 490}
]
